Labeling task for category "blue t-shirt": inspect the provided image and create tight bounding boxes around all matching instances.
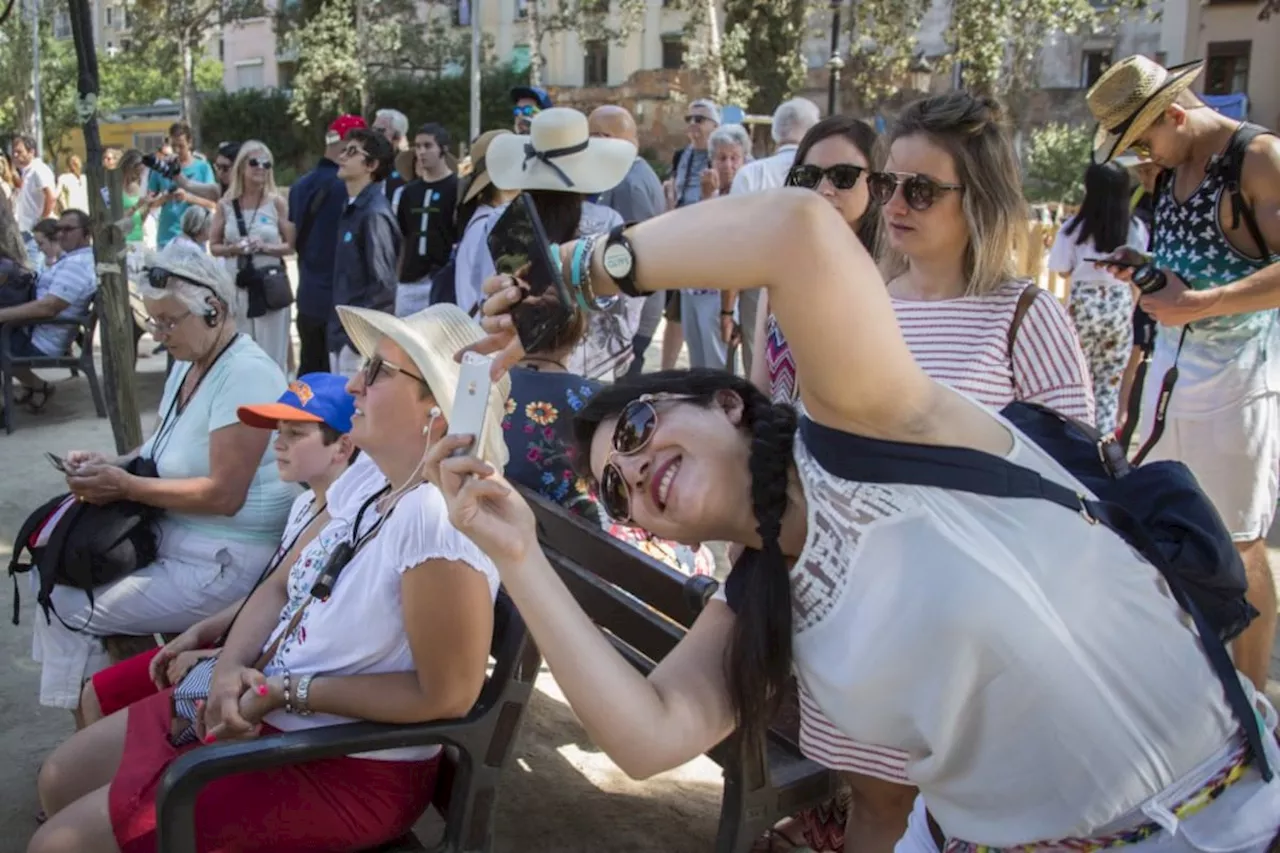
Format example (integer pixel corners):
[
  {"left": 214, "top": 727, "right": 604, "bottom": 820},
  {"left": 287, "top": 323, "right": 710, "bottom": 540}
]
[
  {"left": 141, "top": 334, "right": 299, "bottom": 543},
  {"left": 148, "top": 156, "right": 216, "bottom": 248}
]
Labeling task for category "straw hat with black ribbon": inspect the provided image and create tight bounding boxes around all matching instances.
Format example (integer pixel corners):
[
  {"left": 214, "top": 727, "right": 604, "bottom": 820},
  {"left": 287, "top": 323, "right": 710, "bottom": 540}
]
[
  {"left": 1087, "top": 55, "right": 1204, "bottom": 164},
  {"left": 487, "top": 107, "right": 635, "bottom": 195},
  {"left": 337, "top": 303, "right": 511, "bottom": 467},
  {"left": 461, "top": 129, "right": 511, "bottom": 205}
]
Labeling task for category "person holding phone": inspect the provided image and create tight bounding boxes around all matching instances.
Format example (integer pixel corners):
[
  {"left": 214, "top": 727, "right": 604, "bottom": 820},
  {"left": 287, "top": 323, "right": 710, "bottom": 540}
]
[
  {"left": 485, "top": 107, "right": 641, "bottom": 380},
  {"left": 31, "top": 305, "right": 509, "bottom": 853},
  {"left": 427, "top": 183, "right": 1280, "bottom": 849}
]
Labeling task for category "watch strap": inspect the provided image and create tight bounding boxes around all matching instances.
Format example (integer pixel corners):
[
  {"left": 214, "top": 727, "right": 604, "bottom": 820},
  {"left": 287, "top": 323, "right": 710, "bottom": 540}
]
[{"left": 604, "top": 223, "right": 642, "bottom": 298}]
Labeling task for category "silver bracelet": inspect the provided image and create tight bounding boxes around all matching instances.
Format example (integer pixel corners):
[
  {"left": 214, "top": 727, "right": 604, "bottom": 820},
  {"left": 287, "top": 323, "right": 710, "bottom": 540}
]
[
  {"left": 294, "top": 673, "right": 315, "bottom": 717},
  {"left": 281, "top": 668, "right": 293, "bottom": 714}
]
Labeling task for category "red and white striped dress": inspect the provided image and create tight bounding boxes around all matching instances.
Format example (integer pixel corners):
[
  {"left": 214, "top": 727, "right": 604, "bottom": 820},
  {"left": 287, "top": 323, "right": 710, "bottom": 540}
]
[{"left": 771, "top": 277, "right": 1095, "bottom": 783}]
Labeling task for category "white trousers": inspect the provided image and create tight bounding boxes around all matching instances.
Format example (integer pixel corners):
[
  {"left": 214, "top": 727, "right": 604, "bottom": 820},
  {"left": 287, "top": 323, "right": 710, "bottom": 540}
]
[{"left": 31, "top": 520, "right": 276, "bottom": 709}]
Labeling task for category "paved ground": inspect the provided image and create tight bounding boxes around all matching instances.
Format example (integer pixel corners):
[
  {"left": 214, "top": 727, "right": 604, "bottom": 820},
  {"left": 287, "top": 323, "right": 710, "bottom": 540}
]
[{"left": 1, "top": 329, "right": 1278, "bottom": 853}]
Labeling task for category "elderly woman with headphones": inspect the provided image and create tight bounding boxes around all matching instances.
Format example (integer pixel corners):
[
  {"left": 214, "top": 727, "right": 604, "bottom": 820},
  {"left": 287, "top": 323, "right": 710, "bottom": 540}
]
[{"left": 34, "top": 239, "right": 297, "bottom": 726}]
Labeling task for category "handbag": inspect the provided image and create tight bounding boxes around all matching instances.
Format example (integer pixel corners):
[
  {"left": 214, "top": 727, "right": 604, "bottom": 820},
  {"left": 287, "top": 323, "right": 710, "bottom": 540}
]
[{"left": 232, "top": 199, "right": 294, "bottom": 319}]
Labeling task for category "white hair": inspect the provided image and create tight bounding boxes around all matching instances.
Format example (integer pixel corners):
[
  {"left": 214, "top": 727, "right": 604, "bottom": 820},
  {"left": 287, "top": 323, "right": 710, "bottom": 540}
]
[
  {"left": 709, "top": 124, "right": 753, "bottom": 159},
  {"left": 138, "top": 239, "right": 237, "bottom": 318},
  {"left": 771, "top": 98, "right": 821, "bottom": 145},
  {"left": 375, "top": 108, "right": 409, "bottom": 138},
  {"left": 180, "top": 205, "right": 213, "bottom": 241}
]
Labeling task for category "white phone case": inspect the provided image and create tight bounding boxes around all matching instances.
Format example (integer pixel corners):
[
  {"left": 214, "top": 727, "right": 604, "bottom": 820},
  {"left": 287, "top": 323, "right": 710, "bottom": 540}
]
[{"left": 446, "top": 352, "right": 494, "bottom": 458}]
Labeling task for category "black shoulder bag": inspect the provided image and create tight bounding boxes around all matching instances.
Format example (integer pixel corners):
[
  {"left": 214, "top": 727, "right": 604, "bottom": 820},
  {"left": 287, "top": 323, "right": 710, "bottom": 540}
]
[{"left": 232, "top": 199, "right": 295, "bottom": 319}]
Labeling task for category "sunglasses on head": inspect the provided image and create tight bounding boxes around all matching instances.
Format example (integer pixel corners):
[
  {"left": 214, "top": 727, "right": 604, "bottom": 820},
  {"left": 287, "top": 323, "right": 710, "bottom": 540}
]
[
  {"left": 360, "top": 354, "right": 430, "bottom": 390},
  {"left": 598, "top": 394, "right": 693, "bottom": 523},
  {"left": 146, "top": 265, "right": 217, "bottom": 295},
  {"left": 866, "top": 171, "right": 963, "bottom": 211},
  {"left": 787, "top": 163, "right": 866, "bottom": 191},
  {"left": 247, "top": 157, "right": 272, "bottom": 170},
  {"left": 513, "top": 104, "right": 541, "bottom": 118}
]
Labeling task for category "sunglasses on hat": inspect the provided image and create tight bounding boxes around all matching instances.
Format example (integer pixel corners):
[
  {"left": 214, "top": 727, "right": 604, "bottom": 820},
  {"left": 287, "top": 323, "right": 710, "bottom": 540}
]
[
  {"left": 866, "top": 171, "right": 963, "bottom": 211},
  {"left": 786, "top": 163, "right": 866, "bottom": 191}
]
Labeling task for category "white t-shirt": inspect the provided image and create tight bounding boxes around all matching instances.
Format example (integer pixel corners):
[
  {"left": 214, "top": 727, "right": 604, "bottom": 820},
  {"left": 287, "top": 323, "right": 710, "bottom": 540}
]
[
  {"left": 1048, "top": 217, "right": 1149, "bottom": 287},
  {"left": 261, "top": 454, "right": 500, "bottom": 760},
  {"left": 788, "top": 389, "right": 1237, "bottom": 843},
  {"left": 729, "top": 144, "right": 798, "bottom": 195},
  {"left": 55, "top": 172, "right": 89, "bottom": 214},
  {"left": 16, "top": 159, "right": 56, "bottom": 231}
]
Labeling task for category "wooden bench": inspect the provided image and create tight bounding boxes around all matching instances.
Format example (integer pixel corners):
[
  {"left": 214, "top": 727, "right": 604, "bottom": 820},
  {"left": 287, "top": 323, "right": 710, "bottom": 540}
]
[
  {"left": 523, "top": 488, "right": 837, "bottom": 853},
  {"left": 0, "top": 296, "right": 106, "bottom": 434},
  {"left": 155, "top": 590, "right": 542, "bottom": 853}
]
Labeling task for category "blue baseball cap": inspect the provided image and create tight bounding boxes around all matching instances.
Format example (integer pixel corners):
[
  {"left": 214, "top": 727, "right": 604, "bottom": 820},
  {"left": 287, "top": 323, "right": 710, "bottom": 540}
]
[
  {"left": 510, "top": 85, "right": 553, "bottom": 110},
  {"left": 237, "top": 373, "right": 355, "bottom": 434}
]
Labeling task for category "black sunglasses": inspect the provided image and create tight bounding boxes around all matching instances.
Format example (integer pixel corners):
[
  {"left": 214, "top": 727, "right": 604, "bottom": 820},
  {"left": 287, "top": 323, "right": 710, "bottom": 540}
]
[
  {"left": 146, "top": 265, "right": 218, "bottom": 296},
  {"left": 597, "top": 394, "right": 694, "bottom": 523},
  {"left": 866, "top": 171, "right": 963, "bottom": 211},
  {"left": 247, "top": 157, "right": 272, "bottom": 170},
  {"left": 787, "top": 163, "right": 866, "bottom": 191},
  {"left": 360, "top": 354, "right": 430, "bottom": 390},
  {"left": 684, "top": 114, "right": 712, "bottom": 125}
]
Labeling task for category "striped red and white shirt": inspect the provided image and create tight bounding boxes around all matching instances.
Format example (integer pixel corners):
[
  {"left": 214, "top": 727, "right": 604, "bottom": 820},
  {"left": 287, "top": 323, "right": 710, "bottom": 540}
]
[{"left": 779, "top": 279, "right": 1094, "bottom": 783}]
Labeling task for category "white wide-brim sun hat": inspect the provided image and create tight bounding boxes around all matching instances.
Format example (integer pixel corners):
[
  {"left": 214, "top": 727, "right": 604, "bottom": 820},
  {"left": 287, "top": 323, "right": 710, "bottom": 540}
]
[
  {"left": 488, "top": 107, "right": 636, "bottom": 195},
  {"left": 337, "top": 304, "right": 511, "bottom": 467}
]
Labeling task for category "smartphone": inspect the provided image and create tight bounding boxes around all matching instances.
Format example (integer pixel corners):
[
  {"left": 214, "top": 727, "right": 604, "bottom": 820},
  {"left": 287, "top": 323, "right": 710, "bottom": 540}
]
[
  {"left": 1086, "top": 256, "right": 1140, "bottom": 268},
  {"left": 45, "top": 452, "right": 68, "bottom": 473},
  {"left": 446, "top": 352, "right": 495, "bottom": 460},
  {"left": 487, "top": 193, "right": 576, "bottom": 352}
]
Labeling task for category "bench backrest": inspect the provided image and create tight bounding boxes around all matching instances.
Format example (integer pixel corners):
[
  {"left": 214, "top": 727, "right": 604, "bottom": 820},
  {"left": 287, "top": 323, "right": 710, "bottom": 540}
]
[{"left": 522, "top": 486, "right": 718, "bottom": 674}]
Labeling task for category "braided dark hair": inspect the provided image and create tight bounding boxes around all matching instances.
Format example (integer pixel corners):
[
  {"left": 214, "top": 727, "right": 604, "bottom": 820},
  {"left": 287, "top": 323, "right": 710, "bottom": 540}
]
[{"left": 573, "top": 369, "right": 799, "bottom": 743}]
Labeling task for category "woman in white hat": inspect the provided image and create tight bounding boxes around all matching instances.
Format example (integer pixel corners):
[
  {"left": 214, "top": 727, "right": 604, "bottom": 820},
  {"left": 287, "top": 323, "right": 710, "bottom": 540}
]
[
  {"left": 487, "top": 106, "right": 645, "bottom": 380},
  {"left": 39, "top": 239, "right": 295, "bottom": 721},
  {"left": 32, "top": 304, "right": 510, "bottom": 853}
]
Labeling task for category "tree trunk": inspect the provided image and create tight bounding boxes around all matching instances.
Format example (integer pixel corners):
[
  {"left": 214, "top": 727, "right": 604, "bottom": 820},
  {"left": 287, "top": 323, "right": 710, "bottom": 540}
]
[
  {"left": 528, "top": 0, "right": 542, "bottom": 86},
  {"left": 181, "top": 37, "right": 199, "bottom": 142},
  {"left": 67, "top": 0, "right": 142, "bottom": 453}
]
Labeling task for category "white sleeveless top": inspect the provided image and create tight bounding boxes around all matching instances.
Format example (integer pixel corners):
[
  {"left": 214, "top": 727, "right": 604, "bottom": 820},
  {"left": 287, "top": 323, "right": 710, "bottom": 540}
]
[
  {"left": 223, "top": 195, "right": 284, "bottom": 271},
  {"left": 787, "top": 391, "right": 1236, "bottom": 842}
]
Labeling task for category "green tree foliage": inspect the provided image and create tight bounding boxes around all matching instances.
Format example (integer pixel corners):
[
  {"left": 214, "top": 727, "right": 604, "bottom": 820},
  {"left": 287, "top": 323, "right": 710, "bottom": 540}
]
[
  {"left": 0, "top": 5, "right": 79, "bottom": 162},
  {"left": 1022, "top": 122, "right": 1092, "bottom": 204},
  {"left": 287, "top": 0, "right": 364, "bottom": 126},
  {"left": 520, "top": 0, "right": 648, "bottom": 86},
  {"left": 200, "top": 88, "right": 315, "bottom": 170},
  {"left": 845, "top": 0, "right": 930, "bottom": 108},
  {"left": 98, "top": 42, "right": 222, "bottom": 114},
  {"left": 368, "top": 63, "right": 532, "bottom": 146}
]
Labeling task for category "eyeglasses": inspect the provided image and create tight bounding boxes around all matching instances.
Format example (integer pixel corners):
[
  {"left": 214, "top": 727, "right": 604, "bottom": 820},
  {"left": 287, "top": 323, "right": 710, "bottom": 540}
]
[
  {"left": 144, "top": 311, "right": 191, "bottom": 335},
  {"left": 598, "top": 394, "right": 691, "bottom": 523},
  {"left": 360, "top": 354, "right": 430, "bottom": 390},
  {"left": 684, "top": 114, "right": 712, "bottom": 125},
  {"left": 787, "top": 163, "right": 866, "bottom": 191},
  {"left": 55, "top": 224, "right": 82, "bottom": 234},
  {"left": 513, "top": 104, "right": 541, "bottom": 118},
  {"left": 247, "top": 157, "right": 272, "bottom": 170},
  {"left": 866, "top": 171, "right": 963, "bottom": 211},
  {"left": 341, "top": 143, "right": 368, "bottom": 161}
]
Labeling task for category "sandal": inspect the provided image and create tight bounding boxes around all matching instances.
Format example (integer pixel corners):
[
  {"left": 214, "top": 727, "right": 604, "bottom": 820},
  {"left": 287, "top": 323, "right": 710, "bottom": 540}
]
[
  {"left": 751, "top": 818, "right": 810, "bottom": 852},
  {"left": 23, "top": 382, "right": 55, "bottom": 412}
]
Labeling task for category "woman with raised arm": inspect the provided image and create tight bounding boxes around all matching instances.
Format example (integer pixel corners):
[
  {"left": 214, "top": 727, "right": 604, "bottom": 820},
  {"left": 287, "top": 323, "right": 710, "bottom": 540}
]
[{"left": 426, "top": 181, "right": 1280, "bottom": 851}]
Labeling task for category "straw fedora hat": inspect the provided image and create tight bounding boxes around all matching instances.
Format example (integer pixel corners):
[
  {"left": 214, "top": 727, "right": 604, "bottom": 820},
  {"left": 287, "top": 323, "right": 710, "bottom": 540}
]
[
  {"left": 1087, "top": 55, "right": 1203, "bottom": 164},
  {"left": 461, "top": 129, "right": 511, "bottom": 205},
  {"left": 337, "top": 304, "right": 511, "bottom": 467},
  {"left": 488, "top": 107, "right": 636, "bottom": 194}
]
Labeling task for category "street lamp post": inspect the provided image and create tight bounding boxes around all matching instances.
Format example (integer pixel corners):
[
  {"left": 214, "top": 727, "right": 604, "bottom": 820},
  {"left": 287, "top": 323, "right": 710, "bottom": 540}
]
[{"left": 826, "top": 0, "right": 844, "bottom": 115}]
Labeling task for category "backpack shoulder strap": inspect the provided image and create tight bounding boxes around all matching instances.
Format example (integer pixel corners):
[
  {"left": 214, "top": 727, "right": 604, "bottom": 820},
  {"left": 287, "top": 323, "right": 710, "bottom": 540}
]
[
  {"left": 1214, "top": 122, "right": 1275, "bottom": 263},
  {"left": 1006, "top": 283, "right": 1042, "bottom": 359}
]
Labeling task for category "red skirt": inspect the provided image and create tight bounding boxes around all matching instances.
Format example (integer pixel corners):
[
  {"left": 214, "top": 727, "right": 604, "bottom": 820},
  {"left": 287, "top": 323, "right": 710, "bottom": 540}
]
[
  {"left": 109, "top": 689, "right": 439, "bottom": 853},
  {"left": 92, "top": 647, "right": 163, "bottom": 717}
]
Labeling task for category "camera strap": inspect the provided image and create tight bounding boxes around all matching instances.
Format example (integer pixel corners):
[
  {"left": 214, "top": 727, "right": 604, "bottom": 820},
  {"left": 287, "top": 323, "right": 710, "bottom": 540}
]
[{"left": 1130, "top": 326, "right": 1189, "bottom": 467}]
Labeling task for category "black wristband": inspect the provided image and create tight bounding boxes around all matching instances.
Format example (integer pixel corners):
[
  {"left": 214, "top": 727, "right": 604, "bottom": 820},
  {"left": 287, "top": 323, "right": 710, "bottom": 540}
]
[
  {"left": 720, "top": 311, "right": 734, "bottom": 316},
  {"left": 602, "top": 223, "right": 642, "bottom": 298}
]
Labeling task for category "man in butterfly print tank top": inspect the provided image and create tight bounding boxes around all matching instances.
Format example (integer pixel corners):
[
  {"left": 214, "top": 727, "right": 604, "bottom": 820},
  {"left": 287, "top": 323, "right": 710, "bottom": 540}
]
[{"left": 1089, "top": 56, "right": 1280, "bottom": 690}]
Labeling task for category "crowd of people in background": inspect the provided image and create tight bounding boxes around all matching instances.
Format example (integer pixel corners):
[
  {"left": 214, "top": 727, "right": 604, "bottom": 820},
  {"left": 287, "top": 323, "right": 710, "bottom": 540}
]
[{"left": 3, "top": 51, "right": 1279, "bottom": 853}]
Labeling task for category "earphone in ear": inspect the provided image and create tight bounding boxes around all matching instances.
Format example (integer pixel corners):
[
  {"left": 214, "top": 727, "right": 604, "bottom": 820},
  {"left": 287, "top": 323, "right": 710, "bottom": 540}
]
[{"left": 421, "top": 406, "right": 442, "bottom": 435}]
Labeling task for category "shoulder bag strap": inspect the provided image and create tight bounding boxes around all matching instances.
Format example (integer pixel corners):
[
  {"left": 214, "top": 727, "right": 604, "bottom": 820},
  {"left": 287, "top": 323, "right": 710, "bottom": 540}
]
[
  {"left": 1006, "top": 284, "right": 1041, "bottom": 360},
  {"left": 798, "top": 416, "right": 1271, "bottom": 783},
  {"left": 230, "top": 199, "right": 251, "bottom": 271}
]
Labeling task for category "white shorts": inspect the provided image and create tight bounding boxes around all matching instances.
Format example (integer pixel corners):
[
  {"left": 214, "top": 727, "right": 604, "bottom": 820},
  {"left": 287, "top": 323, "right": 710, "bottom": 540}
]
[{"left": 1137, "top": 389, "right": 1280, "bottom": 542}]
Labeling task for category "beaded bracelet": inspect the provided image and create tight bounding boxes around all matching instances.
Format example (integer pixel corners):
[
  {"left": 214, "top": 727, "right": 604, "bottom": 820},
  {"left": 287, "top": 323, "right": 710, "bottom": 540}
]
[
  {"left": 282, "top": 669, "right": 294, "bottom": 714},
  {"left": 569, "top": 238, "right": 594, "bottom": 313}
]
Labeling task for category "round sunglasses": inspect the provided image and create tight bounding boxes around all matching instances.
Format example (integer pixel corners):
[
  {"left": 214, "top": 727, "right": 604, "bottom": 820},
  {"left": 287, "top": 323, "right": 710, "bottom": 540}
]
[
  {"left": 598, "top": 394, "right": 691, "bottom": 523},
  {"left": 866, "top": 171, "right": 963, "bottom": 211},
  {"left": 786, "top": 163, "right": 866, "bottom": 191},
  {"left": 247, "top": 157, "right": 272, "bottom": 170}
]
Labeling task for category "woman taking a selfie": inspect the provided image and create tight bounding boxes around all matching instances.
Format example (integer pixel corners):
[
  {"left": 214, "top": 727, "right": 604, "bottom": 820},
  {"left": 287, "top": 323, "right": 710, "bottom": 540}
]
[
  {"left": 427, "top": 179, "right": 1280, "bottom": 847},
  {"left": 30, "top": 304, "right": 508, "bottom": 853}
]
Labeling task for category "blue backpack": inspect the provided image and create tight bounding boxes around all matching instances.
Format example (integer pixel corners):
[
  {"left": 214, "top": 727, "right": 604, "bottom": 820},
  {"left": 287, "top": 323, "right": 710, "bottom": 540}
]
[{"left": 799, "top": 401, "right": 1271, "bottom": 781}]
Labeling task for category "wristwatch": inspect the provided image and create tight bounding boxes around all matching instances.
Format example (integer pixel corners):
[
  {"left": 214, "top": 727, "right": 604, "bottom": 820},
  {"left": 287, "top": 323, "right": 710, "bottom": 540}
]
[{"left": 601, "top": 224, "right": 641, "bottom": 298}]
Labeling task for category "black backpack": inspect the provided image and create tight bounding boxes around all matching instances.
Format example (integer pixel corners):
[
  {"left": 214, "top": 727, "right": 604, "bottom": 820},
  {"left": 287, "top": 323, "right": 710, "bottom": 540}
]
[
  {"left": 0, "top": 259, "right": 36, "bottom": 308},
  {"left": 9, "top": 459, "right": 163, "bottom": 630},
  {"left": 794, "top": 402, "right": 1271, "bottom": 782}
]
